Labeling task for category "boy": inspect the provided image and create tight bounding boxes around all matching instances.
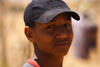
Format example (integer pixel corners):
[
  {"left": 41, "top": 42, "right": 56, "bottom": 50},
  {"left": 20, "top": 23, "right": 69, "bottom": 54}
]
[{"left": 23, "top": 0, "right": 80, "bottom": 67}]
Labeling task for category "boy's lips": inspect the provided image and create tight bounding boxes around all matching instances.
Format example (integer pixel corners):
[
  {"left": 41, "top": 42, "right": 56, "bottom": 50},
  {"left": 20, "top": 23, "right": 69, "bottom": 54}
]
[{"left": 54, "top": 41, "right": 70, "bottom": 48}]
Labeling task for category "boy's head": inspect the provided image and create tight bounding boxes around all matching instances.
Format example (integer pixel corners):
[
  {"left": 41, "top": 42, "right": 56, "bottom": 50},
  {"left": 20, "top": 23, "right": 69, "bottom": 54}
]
[{"left": 24, "top": 0, "right": 80, "bottom": 57}]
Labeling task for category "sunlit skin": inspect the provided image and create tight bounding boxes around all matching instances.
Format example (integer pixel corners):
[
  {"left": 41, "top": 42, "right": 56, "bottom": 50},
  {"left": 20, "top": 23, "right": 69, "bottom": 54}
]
[{"left": 25, "top": 12, "right": 73, "bottom": 67}]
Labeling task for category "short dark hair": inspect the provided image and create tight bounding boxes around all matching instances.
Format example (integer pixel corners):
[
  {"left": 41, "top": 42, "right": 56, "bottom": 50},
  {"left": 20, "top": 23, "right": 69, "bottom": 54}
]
[{"left": 28, "top": 21, "right": 35, "bottom": 28}]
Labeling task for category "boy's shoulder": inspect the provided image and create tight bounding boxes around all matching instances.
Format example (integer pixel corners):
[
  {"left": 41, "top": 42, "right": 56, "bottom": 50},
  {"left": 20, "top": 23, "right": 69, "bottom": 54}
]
[
  {"left": 23, "top": 63, "right": 35, "bottom": 67},
  {"left": 23, "top": 59, "right": 40, "bottom": 67}
]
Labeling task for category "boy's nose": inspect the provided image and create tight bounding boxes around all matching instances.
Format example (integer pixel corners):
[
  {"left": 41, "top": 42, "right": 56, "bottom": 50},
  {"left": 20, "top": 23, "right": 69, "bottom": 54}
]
[{"left": 56, "top": 29, "right": 68, "bottom": 39}]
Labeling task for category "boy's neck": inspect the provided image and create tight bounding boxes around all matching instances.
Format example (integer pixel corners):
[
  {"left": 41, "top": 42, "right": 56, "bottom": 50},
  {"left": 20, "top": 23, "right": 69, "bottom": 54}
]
[{"left": 31, "top": 51, "right": 63, "bottom": 67}]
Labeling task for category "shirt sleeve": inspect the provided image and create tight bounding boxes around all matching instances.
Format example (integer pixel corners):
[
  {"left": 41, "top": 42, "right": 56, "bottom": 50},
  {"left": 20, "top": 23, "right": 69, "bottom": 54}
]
[{"left": 23, "top": 63, "right": 35, "bottom": 67}]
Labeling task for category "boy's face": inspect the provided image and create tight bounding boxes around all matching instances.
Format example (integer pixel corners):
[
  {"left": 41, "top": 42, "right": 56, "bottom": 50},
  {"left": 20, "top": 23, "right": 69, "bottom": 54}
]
[{"left": 26, "top": 12, "right": 73, "bottom": 57}]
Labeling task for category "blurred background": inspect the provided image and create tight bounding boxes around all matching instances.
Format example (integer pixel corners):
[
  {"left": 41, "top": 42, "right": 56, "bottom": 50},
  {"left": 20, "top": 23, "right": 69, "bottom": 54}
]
[{"left": 0, "top": 0, "right": 100, "bottom": 67}]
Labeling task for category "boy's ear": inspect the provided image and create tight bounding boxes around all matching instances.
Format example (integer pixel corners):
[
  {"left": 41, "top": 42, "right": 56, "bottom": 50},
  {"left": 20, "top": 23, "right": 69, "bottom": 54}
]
[{"left": 24, "top": 26, "right": 35, "bottom": 43}]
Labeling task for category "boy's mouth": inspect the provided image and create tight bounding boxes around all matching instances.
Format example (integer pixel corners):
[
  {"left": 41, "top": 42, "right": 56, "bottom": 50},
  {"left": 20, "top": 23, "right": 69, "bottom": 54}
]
[{"left": 54, "top": 41, "right": 70, "bottom": 48}]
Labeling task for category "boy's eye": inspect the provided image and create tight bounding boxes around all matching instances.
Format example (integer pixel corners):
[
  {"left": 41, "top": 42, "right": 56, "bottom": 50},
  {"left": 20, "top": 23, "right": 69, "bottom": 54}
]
[
  {"left": 46, "top": 25, "right": 54, "bottom": 29},
  {"left": 64, "top": 23, "right": 71, "bottom": 27}
]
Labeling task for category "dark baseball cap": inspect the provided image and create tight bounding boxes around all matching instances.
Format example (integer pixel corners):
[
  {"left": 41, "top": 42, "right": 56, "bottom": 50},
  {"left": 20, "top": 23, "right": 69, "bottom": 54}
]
[{"left": 24, "top": 0, "right": 80, "bottom": 26}]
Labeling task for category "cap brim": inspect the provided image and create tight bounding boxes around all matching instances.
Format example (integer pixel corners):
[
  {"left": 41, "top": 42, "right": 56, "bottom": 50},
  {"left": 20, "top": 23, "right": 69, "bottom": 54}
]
[{"left": 35, "top": 8, "right": 80, "bottom": 23}]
